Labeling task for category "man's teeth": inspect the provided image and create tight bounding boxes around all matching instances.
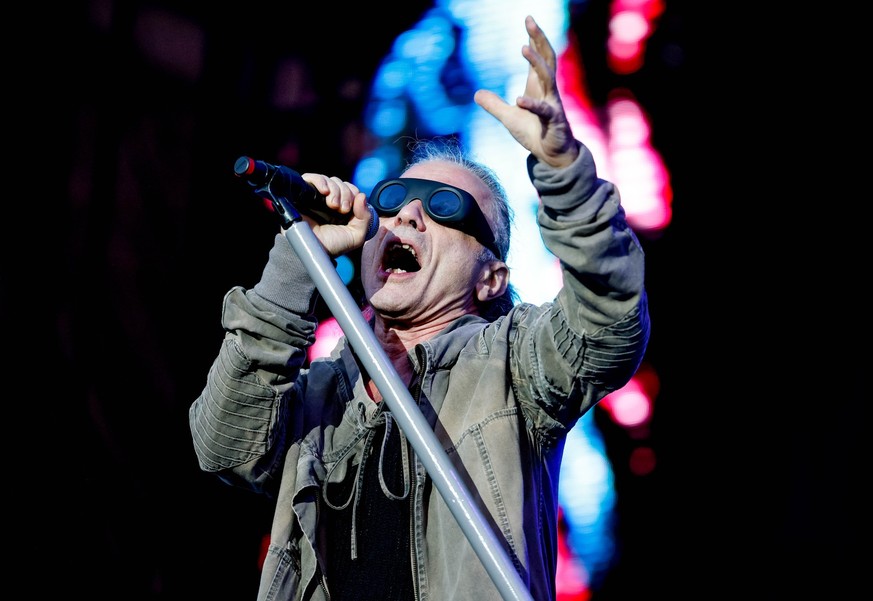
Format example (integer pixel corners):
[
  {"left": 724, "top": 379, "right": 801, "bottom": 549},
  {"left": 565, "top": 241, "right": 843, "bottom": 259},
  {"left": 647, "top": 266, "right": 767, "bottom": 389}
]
[{"left": 385, "top": 243, "right": 417, "bottom": 274}]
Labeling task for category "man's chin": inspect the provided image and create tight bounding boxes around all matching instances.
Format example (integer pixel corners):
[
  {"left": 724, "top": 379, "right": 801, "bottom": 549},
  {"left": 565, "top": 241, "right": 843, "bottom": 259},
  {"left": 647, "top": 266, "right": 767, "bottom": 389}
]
[{"left": 366, "top": 290, "right": 409, "bottom": 317}]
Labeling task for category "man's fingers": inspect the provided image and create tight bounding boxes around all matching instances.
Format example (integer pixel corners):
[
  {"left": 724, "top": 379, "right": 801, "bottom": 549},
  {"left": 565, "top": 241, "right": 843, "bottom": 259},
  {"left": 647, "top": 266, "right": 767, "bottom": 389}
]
[{"left": 473, "top": 89, "right": 510, "bottom": 120}]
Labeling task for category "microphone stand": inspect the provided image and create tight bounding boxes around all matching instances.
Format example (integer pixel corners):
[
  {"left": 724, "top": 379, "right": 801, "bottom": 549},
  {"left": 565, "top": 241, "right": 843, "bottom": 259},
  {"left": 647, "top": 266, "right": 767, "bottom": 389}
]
[{"left": 271, "top": 195, "right": 533, "bottom": 601}]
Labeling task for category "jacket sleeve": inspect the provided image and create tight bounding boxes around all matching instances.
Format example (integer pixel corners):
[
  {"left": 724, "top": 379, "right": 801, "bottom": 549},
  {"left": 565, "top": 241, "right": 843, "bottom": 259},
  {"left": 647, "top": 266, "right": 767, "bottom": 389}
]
[
  {"left": 188, "top": 234, "right": 319, "bottom": 492},
  {"left": 512, "top": 141, "right": 650, "bottom": 439}
]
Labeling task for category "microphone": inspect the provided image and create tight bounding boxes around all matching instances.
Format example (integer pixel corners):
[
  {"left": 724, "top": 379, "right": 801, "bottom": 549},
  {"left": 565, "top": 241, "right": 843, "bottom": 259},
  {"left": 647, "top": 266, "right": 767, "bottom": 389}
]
[{"left": 234, "top": 156, "right": 379, "bottom": 240}]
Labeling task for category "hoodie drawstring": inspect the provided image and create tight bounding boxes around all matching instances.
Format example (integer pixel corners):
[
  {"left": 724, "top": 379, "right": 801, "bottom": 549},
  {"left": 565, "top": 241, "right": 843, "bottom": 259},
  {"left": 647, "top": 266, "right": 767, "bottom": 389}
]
[{"left": 321, "top": 408, "right": 411, "bottom": 560}]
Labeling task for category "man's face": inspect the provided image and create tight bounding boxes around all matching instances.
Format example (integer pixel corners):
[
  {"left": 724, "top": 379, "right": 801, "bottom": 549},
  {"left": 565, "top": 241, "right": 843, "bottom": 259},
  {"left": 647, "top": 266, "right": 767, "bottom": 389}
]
[{"left": 361, "top": 160, "right": 495, "bottom": 324}]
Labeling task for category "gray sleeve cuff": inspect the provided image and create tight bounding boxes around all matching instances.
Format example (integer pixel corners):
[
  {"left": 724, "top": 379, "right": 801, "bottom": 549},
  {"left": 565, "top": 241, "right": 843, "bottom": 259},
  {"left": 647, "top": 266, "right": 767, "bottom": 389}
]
[
  {"left": 527, "top": 142, "right": 603, "bottom": 219},
  {"left": 252, "top": 234, "right": 320, "bottom": 315}
]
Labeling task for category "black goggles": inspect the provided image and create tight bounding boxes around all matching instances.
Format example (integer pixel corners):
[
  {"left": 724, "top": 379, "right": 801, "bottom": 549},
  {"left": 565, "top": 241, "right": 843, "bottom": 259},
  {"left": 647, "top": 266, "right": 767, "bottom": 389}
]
[{"left": 369, "top": 178, "right": 501, "bottom": 259}]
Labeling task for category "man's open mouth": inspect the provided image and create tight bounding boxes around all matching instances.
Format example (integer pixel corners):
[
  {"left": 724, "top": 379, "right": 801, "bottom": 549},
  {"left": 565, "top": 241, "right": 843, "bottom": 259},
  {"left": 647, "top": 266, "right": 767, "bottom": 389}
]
[{"left": 383, "top": 242, "right": 421, "bottom": 273}]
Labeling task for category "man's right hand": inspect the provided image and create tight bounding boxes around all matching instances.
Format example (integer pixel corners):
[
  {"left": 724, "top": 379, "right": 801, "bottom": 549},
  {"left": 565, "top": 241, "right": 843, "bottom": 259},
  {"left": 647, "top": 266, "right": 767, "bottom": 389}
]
[{"left": 285, "top": 173, "right": 376, "bottom": 256}]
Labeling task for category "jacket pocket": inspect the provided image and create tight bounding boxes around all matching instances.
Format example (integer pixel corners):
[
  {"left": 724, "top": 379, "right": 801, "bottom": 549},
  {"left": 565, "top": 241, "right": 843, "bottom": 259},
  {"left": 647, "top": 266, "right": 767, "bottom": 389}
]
[{"left": 258, "top": 541, "right": 302, "bottom": 601}]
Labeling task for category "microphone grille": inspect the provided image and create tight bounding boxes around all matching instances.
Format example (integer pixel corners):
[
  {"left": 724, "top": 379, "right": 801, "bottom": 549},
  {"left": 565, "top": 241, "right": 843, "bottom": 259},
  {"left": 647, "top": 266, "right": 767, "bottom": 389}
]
[{"left": 234, "top": 156, "right": 254, "bottom": 176}]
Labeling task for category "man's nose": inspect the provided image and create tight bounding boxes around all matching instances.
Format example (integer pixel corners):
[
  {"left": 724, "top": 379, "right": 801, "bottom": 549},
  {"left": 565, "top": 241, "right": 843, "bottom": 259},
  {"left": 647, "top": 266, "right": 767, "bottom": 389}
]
[{"left": 395, "top": 198, "right": 426, "bottom": 230}]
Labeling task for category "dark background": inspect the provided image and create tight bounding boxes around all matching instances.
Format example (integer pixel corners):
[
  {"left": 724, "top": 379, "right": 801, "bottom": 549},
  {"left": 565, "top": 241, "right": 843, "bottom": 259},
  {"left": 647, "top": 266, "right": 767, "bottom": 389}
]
[{"left": 9, "top": 1, "right": 862, "bottom": 599}]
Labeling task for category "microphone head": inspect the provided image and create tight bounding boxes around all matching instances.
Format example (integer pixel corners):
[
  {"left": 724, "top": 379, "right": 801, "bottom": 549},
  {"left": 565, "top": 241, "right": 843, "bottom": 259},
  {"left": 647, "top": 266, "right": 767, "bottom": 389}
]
[
  {"left": 365, "top": 203, "right": 380, "bottom": 241},
  {"left": 234, "top": 156, "right": 271, "bottom": 186},
  {"left": 233, "top": 156, "right": 253, "bottom": 176}
]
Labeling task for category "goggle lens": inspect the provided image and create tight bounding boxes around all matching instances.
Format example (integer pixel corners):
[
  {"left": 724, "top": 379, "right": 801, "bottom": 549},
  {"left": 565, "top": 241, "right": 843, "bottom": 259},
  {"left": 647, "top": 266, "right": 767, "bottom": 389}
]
[
  {"left": 376, "top": 182, "right": 408, "bottom": 210},
  {"left": 429, "top": 190, "right": 463, "bottom": 218}
]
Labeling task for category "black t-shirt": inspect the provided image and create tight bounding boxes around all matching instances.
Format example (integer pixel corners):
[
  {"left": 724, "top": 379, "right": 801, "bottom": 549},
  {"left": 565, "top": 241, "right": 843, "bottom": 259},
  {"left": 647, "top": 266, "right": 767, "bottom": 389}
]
[{"left": 322, "top": 416, "right": 414, "bottom": 600}]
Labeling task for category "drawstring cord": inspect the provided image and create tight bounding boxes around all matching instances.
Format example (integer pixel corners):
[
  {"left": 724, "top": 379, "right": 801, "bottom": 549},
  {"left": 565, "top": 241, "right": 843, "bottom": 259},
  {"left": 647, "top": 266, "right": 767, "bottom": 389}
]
[
  {"left": 378, "top": 414, "right": 412, "bottom": 501},
  {"left": 321, "top": 406, "right": 411, "bottom": 560}
]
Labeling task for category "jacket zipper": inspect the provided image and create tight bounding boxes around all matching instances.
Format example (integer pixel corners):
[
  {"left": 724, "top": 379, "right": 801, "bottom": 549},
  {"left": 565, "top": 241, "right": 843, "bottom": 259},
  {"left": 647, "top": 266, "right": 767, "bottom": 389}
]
[{"left": 315, "top": 500, "right": 332, "bottom": 600}]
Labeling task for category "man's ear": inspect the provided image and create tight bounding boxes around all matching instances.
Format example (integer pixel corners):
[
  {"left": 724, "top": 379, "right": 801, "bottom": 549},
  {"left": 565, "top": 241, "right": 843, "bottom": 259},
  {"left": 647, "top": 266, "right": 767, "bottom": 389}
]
[{"left": 475, "top": 260, "right": 509, "bottom": 302}]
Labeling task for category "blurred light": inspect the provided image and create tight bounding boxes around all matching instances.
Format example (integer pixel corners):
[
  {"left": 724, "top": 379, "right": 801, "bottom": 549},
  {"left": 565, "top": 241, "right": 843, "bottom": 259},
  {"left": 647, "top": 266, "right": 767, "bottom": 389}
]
[
  {"left": 335, "top": 255, "right": 354, "bottom": 285},
  {"left": 368, "top": 97, "right": 409, "bottom": 138},
  {"left": 372, "top": 59, "right": 410, "bottom": 99},
  {"left": 610, "top": 10, "right": 650, "bottom": 45},
  {"left": 395, "top": 16, "right": 455, "bottom": 62},
  {"left": 606, "top": 89, "right": 672, "bottom": 233},
  {"left": 628, "top": 446, "right": 656, "bottom": 476},
  {"left": 558, "top": 412, "right": 617, "bottom": 587},
  {"left": 353, "top": 145, "right": 406, "bottom": 192},
  {"left": 606, "top": 0, "right": 665, "bottom": 74},
  {"left": 309, "top": 317, "right": 343, "bottom": 363},
  {"left": 599, "top": 362, "right": 660, "bottom": 430},
  {"left": 606, "top": 384, "right": 650, "bottom": 427},
  {"left": 557, "top": 507, "right": 593, "bottom": 601}
]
